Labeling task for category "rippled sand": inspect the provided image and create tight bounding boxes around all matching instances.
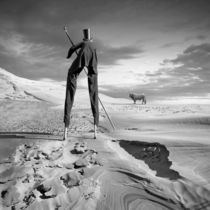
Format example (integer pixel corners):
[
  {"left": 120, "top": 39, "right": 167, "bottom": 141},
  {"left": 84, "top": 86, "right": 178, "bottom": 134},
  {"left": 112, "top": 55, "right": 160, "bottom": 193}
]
[{"left": 0, "top": 101, "right": 210, "bottom": 209}]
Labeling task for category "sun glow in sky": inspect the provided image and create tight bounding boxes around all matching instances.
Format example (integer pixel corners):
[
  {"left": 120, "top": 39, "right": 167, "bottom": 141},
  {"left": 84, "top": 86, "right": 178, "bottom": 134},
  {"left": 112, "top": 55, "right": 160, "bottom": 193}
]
[{"left": 0, "top": 0, "right": 210, "bottom": 100}]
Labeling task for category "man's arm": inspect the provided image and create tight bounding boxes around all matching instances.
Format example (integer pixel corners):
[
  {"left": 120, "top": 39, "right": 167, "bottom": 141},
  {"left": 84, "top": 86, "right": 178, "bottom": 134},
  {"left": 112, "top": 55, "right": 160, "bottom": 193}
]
[{"left": 66, "top": 42, "right": 83, "bottom": 59}]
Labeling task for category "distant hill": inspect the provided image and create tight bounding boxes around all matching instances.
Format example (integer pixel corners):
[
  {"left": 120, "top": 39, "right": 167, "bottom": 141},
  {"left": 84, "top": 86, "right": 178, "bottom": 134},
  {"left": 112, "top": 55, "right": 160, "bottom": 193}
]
[
  {"left": 0, "top": 68, "right": 130, "bottom": 106},
  {"left": 0, "top": 68, "right": 65, "bottom": 104}
]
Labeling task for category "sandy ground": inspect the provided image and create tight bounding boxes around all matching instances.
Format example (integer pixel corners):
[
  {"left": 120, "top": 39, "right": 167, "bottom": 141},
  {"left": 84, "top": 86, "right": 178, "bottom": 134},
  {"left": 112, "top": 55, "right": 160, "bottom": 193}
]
[{"left": 0, "top": 99, "right": 210, "bottom": 210}]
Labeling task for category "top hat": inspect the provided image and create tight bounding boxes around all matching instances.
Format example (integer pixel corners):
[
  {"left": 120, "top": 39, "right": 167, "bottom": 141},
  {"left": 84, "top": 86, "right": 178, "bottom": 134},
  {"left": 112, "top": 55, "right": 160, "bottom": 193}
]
[{"left": 83, "top": 28, "right": 92, "bottom": 41}]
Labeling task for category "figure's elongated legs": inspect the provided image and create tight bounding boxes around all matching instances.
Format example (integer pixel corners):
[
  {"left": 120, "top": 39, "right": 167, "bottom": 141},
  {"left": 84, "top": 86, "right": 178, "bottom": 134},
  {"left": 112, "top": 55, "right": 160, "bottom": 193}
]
[
  {"left": 88, "top": 73, "right": 99, "bottom": 139},
  {"left": 63, "top": 73, "right": 79, "bottom": 140},
  {"left": 64, "top": 74, "right": 77, "bottom": 128}
]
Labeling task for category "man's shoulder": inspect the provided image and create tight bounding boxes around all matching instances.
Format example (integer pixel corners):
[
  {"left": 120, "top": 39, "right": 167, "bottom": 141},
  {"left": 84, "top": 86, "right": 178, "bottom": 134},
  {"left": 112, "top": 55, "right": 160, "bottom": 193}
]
[{"left": 82, "top": 40, "right": 96, "bottom": 49}]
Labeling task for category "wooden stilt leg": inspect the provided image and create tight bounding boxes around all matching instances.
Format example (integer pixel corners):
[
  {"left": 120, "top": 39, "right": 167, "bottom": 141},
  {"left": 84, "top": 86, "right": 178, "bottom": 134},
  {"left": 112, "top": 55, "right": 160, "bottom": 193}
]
[
  {"left": 94, "top": 124, "right": 97, "bottom": 139},
  {"left": 63, "top": 127, "right": 68, "bottom": 140}
]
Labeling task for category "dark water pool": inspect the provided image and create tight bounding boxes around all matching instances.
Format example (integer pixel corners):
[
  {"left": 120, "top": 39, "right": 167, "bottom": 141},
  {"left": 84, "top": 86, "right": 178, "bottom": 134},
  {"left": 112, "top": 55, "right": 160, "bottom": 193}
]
[
  {"left": 0, "top": 137, "right": 32, "bottom": 161},
  {"left": 0, "top": 133, "right": 60, "bottom": 161}
]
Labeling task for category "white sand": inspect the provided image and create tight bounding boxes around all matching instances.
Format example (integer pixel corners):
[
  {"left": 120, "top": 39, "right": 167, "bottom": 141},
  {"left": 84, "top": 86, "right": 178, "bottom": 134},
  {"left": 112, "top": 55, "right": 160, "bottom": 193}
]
[{"left": 1, "top": 68, "right": 210, "bottom": 209}]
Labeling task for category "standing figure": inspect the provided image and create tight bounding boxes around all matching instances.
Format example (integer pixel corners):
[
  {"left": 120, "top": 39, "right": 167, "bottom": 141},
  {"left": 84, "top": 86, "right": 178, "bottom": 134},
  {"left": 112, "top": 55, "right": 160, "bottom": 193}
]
[{"left": 63, "top": 28, "right": 99, "bottom": 140}]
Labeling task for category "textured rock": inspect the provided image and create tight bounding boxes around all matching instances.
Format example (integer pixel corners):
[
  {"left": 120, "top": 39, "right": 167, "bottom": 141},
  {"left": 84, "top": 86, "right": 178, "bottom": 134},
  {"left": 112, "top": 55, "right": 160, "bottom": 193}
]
[
  {"left": 60, "top": 171, "right": 81, "bottom": 188},
  {"left": 74, "top": 158, "right": 89, "bottom": 168},
  {"left": 36, "top": 183, "right": 52, "bottom": 194},
  {"left": 73, "top": 142, "right": 88, "bottom": 154},
  {"left": 63, "top": 163, "right": 74, "bottom": 169},
  {"left": 1, "top": 186, "right": 20, "bottom": 207}
]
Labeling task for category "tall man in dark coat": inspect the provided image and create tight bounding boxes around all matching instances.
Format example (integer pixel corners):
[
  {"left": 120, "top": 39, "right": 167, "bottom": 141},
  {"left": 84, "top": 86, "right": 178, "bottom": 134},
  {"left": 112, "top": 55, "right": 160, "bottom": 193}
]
[{"left": 63, "top": 28, "right": 99, "bottom": 140}]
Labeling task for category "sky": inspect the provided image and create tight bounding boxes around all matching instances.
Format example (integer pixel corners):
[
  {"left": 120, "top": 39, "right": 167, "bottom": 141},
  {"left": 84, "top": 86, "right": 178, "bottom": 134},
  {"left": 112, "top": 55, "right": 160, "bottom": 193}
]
[{"left": 0, "top": 0, "right": 210, "bottom": 101}]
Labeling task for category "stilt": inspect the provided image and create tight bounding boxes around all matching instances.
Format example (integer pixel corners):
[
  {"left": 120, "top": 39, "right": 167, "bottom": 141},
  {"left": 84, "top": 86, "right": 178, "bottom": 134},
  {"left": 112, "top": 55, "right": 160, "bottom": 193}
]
[
  {"left": 63, "top": 127, "right": 68, "bottom": 140},
  {"left": 94, "top": 124, "right": 97, "bottom": 139}
]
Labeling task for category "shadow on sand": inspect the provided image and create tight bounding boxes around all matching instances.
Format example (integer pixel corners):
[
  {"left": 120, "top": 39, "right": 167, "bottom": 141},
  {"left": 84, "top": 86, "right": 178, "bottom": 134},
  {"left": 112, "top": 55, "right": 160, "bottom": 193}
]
[
  {"left": 0, "top": 132, "right": 62, "bottom": 141},
  {"left": 119, "top": 140, "right": 182, "bottom": 180}
]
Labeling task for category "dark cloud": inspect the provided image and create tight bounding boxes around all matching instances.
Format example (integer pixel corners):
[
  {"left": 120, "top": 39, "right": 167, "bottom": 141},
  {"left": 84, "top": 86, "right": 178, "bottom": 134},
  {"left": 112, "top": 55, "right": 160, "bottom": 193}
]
[
  {"left": 159, "top": 0, "right": 210, "bottom": 32},
  {"left": 0, "top": 0, "right": 210, "bottom": 88},
  {"left": 0, "top": 0, "right": 112, "bottom": 50},
  {"left": 184, "top": 34, "right": 208, "bottom": 42},
  {"left": 157, "top": 43, "right": 210, "bottom": 96},
  {"left": 101, "top": 43, "right": 210, "bottom": 99},
  {"left": 0, "top": 0, "right": 146, "bottom": 79},
  {"left": 184, "top": 43, "right": 210, "bottom": 54},
  {"left": 196, "top": 35, "right": 207, "bottom": 40},
  {"left": 1, "top": 0, "right": 209, "bottom": 47},
  {"left": 164, "top": 43, "right": 210, "bottom": 71},
  {"left": 0, "top": 33, "right": 69, "bottom": 80},
  {"left": 0, "top": 30, "right": 143, "bottom": 80},
  {"left": 161, "top": 35, "right": 208, "bottom": 48},
  {"left": 0, "top": 47, "right": 68, "bottom": 80},
  {"left": 161, "top": 42, "right": 181, "bottom": 48},
  {"left": 95, "top": 39, "right": 144, "bottom": 65}
]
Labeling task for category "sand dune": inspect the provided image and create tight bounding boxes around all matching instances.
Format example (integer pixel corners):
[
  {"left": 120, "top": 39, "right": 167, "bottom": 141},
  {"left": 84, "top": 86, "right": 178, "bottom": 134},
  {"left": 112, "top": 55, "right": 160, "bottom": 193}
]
[
  {"left": 1, "top": 132, "right": 210, "bottom": 210},
  {"left": 0, "top": 68, "right": 66, "bottom": 104},
  {"left": 0, "top": 68, "right": 210, "bottom": 209},
  {"left": 0, "top": 68, "right": 129, "bottom": 107}
]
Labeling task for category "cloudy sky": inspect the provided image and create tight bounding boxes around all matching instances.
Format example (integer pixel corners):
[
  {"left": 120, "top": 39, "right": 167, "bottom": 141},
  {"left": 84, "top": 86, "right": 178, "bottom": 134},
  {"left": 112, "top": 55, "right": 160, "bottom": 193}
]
[{"left": 0, "top": 0, "right": 210, "bottom": 100}]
